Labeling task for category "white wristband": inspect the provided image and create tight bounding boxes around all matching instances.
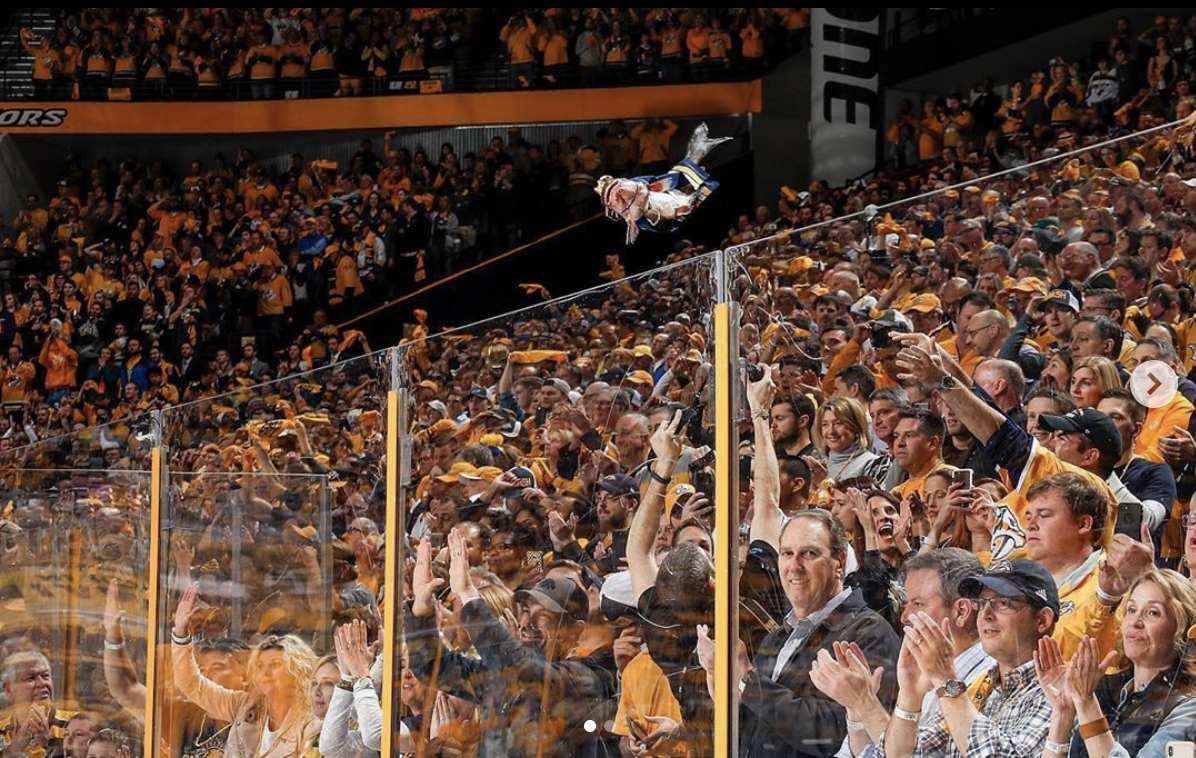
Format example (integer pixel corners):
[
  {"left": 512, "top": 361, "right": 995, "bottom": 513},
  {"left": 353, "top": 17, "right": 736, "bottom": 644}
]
[
  {"left": 1046, "top": 739, "right": 1070, "bottom": 754},
  {"left": 1095, "top": 584, "right": 1123, "bottom": 605},
  {"left": 893, "top": 706, "right": 921, "bottom": 723},
  {"left": 845, "top": 717, "right": 866, "bottom": 733}
]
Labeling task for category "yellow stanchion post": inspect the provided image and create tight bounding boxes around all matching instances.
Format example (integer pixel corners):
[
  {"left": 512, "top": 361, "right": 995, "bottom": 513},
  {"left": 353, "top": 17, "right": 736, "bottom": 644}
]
[
  {"left": 713, "top": 302, "right": 738, "bottom": 756},
  {"left": 380, "top": 389, "right": 400, "bottom": 756},
  {"left": 143, "top": 446, "right": 163, "bottom": 753}
]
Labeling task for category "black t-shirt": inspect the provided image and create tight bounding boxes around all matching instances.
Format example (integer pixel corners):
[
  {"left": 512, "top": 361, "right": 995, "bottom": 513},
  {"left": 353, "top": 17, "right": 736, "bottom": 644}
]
[{"left": 740, "top": 539, "right": 787, "bottom": 660}]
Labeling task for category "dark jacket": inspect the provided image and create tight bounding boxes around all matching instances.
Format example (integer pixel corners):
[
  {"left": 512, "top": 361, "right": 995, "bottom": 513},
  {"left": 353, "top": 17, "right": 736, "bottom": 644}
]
[
  {"left": 1070, "top": 667, "right": 1196, "bottom": 758},
  {"left": 739, "top": 588, "right": 900, "bottom": 758},
  {"left": 405, "top": 599, "right": 615, "bottom": 758}
]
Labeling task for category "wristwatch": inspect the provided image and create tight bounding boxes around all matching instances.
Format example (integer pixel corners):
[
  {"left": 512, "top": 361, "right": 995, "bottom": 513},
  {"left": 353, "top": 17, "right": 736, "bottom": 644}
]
[
  {"left": 938, "top": 374, "right": 959, "bottom": 391},
  {"left": 936, "top": 678, "right": 966, "bottom": 699}
]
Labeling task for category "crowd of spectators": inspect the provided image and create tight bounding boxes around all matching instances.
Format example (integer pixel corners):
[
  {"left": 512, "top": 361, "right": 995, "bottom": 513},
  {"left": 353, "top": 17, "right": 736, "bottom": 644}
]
[
  {"left": 878, "top": 14, "right": 1196, "bottom": 186},
  {"left": 17, "top": 8, "right": 807, "bottom": 100},
  {"left": 20, "top": 8, "right": 472, "bottom": 101},
  {"left": 496, "top": 8, "right": 806, "bottom": 89},
  {"left": 10, "top": 13, "right": 1196, "bottom": 758},
  {"left": 0, "top": 118, "right": 702, "bottom": 460}
]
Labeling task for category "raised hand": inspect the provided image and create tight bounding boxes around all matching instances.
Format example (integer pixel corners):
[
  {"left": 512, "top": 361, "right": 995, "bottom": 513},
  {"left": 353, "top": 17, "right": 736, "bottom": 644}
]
[
  {"left": 1033, "top": 636, "right": 1071, "bottom": 713},
  {"left": 613, "top": 625, "right": 643, "bottom": 673},
  {"left": 649, "top": 409, "right": 685, "bottom": 463},
  {"left": 1099, "top": 521, "right": 1155, "bottom": 600},
  {"left": 447, "top": 528, "right": 479, "bottom": 605},
  {"left": 173, "top": 582, "right": 201, "bottom": 638},
  {"left": 411, "top": 537, "right": 445, "bottom": 618},
  {"left": 547, "top": 509, "right": 578, "bottom": 551},
  {"left": 695, "top": 624, "right": 715, "bottom": 673},
  {"left": 904, "top": 612, "right": 957, "bottom": 689},
  {"left": 678, "top": 494, "right": 713, "bottom": 524},
  {"left": 746, "top": 363, "right": 777, "bottom": 415},
  {"left": 801, "top": 455, "right": 828, "bottom": 488},
  {"left": 1159, "top": 425, "right": 1196, "bottom": 467},
  {"left": 894, "top": 341, "right": 945, "bottom": 386},
  {"left": 104, "top": 578, "right": 126, "bottom": 643},
  {"left": 1062, "top": 636, "right": 1118, "bottom": 710},
  {"left": 334, "top": 619, "right": 375, "bottom": 679},
  {"left": 895, "top": 633, "right": 932, "bottom": 699},
  {"left": 809, "top": 641, "right": 883, "bottom": 714},
  {"left": 848, "top": 488, "right": 875, "bottom": 538}
]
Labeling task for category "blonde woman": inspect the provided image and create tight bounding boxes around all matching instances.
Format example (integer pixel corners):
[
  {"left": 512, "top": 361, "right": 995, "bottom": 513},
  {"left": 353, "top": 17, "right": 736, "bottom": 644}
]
[
  {"left": 173, "top": 583, "right": 322, "bottom": 757},
  {"left": 1069, "top": 356, "right": 1120, "bottom": 409},
  {"left": 812, "top": 397, "right": 889, "bottom": 483},
  {"left": 1038, "top": 569, "right": 1196, "bottom": 758}
]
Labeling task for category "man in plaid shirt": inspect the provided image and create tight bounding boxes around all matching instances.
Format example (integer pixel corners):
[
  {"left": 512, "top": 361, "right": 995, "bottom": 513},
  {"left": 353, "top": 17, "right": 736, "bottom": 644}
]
[{"left": 882, "top": 559, "right": 1056, "bottom": 758}]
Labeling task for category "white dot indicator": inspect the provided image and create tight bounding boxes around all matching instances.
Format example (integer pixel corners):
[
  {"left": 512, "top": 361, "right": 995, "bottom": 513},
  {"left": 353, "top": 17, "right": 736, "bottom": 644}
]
[{"left": 584, "top": 720, "right": 597, "bottom": 733}]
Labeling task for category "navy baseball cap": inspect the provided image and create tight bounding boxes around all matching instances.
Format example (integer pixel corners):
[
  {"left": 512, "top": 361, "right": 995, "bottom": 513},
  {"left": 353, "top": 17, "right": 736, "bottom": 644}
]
[{"left": 961, "top": 558, "right": 1060, "bottom": 616}]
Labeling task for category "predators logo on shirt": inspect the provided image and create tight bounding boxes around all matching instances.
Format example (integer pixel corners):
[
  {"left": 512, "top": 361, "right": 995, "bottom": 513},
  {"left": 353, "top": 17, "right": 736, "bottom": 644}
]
[{"left": 989, "top": 502, "right": 1027, "bottom": 561}]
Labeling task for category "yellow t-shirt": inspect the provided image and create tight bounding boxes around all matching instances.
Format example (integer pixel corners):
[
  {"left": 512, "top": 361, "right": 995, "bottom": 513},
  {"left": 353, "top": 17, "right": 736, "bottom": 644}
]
[
  {"left": 1052, "top": 551, "right": 1119, "bottom": 662},
  {"left": 612, "top": 650, "right": 691, "bottom": 755},
  {"left": 891, "top": 461, "right": 955, "bottom": 501},
  {"left": 1135, "top": 393, "right": 1194, "bottom": 464}
]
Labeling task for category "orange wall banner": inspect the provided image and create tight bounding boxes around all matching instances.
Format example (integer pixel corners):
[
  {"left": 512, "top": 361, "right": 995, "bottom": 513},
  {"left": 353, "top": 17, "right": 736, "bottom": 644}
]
[{"left": 0, "top": 81, "right": 761, "bottom": 134}]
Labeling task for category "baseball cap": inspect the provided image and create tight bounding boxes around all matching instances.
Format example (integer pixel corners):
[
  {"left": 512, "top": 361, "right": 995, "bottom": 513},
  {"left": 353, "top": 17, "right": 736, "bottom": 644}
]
[
  {"left": 625, "top": 370, "right": 655, "bottom": 387},
  {"left": 1037, "top": 408, "right": 1122, "bottom": 460},
  {"left": 1002, "top": 277, "right": 1048, "bottom": 296},
  {"left": 517, "top": 577, "right": 588, "bottom": 623},
  {"left": 499, "top": 416, "right": 523, "bottom": 438},
  {"left": 599, "top": 571, "right": 639, "bottom": 620},
  {"left": 468, "top": 386, "right": 491, "bottom": 401},
  {"left": 544, "top": 378, "right": 571, "bottom": 395},
  {"left": 470, "top": 466, "right": 503, "bottom": 483},
  {"left": 960, "top": 558, "right": 1061, "bottom": 616},
  {"left": 904, "top": 294, "right": 942, "bottom": 313},
  {"left": 504, "top": 466, "right": 537, "bottom": 498},
  {"left": 665, "top": 483, "right": 696, "bottom": 513},
  {"left": 1036, "top": 289, "right": 1080, "bottom": 313},
  {"left": 597, "top": 473, "right": 638, "bottom": 498},
  {"left": 435, "top": 462, "right": 477, "bottom": 484}
]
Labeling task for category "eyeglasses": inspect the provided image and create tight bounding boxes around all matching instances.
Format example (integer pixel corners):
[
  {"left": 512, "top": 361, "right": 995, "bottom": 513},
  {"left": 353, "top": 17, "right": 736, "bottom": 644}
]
[
  {"left": 1183, "top": 515, "right": 1196, "bottom": 530},
  {"left": 969, "top": 596, "right": 1029, "bottom": 613}
]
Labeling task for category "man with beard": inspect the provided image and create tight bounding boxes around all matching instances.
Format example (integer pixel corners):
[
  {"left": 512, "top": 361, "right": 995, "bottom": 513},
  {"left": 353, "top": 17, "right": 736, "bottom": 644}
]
[
  {"left": 770, "top": 394, "right": 816, "bottom": 460},
  {"left": 557, "top": 473, "right": 637, "bottom": 576},
  {"left": 408, "top": 533, "right": 614, "bottom": 758}
]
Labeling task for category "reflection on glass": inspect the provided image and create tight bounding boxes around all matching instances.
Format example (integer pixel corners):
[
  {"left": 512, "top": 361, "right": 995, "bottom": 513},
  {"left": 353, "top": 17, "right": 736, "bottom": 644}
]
[
  {"left": 0, "top": 468, "right": 150, "bottom": 755},
  {"left": 395, "top": 255, "right": 720, "bottom": 756}
]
